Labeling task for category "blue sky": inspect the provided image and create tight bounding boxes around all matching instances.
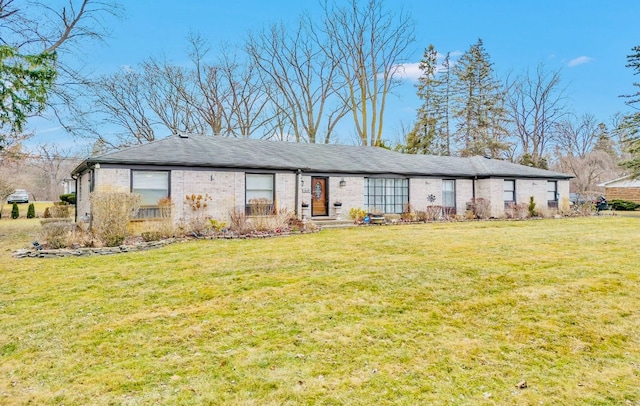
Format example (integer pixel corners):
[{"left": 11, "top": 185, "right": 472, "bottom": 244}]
[{"left": 31, "top": 0, "right": 640, "bottom": 148}]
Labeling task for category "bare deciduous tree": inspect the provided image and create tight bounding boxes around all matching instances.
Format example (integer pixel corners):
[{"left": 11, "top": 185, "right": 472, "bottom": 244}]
[
  {"left": 553, "top": 115, "right": 623, "bottom": 192},
  {"left": 27, "top": 143, "right": 78, "bottom": 200},
  {"left": 247, "top": 17, "right": 348, "bottom": 143},
  {"left": 506, "top": 64, "right": 567, "bottom": 167},
  {"left": 322, "top": 0, "right": 414, "bottom": 146},
  {"left": 553, "top": 113, "right": 599, "bottom": 158},
  {"left": 72, "top": 37, "right": 273, "bottom": 147},
  {"left": 79, "top": 68, "right": 156, "bottom": 149},
  {"left": 142, "top": 58, "right": 203, "bottom": 135}
]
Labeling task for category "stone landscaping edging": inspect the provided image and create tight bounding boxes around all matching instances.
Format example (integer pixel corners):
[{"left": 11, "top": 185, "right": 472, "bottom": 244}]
[
  {"left": 11, "top": 229, "right": 319, "bottom": 258},
  {"left": 12, "top": 238, "right": 179, "bottom": 258}
]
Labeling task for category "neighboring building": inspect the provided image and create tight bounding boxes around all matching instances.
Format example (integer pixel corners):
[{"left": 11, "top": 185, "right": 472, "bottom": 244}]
[
  {"left": 70, "top": 134, "right": 572, "bottom": 227},
  {"left": 62, "top": 178, "right": 76, "bottom": 195},
  {"left": 598, "top": 175, "right": 640, "bottom": 204}
]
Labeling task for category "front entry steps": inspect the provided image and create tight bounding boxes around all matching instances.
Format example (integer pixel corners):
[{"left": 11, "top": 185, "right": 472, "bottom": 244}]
[{"left": 309, "top": 218, "right": 355, "bottom": 229}]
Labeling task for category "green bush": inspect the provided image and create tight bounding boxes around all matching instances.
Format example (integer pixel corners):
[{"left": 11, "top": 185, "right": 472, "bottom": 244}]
[
  {"left": 27, "top": 203, "right": 35, "bottom": 218},
  {"left": 608, "top": 199, "right": 640, "bottom": 211},
  {"left": 59, "top": 193, "right": 76, "bottom": 205},
  {"left": 11, "top": 202, "right": 19, "bottom": 219},
  {"left": 528, "top": 196, "right": 537, "bottom": 217}
]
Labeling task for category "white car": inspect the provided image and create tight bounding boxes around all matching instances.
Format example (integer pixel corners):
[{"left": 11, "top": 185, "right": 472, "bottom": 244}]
[{"left": 7, "top": 189, "right": 29, "bottom": 204}]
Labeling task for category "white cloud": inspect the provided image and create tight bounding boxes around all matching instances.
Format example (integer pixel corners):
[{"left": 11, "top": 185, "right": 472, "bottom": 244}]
[
  {"left": 567, "top": 56, "right": 593, "bottom": 67},
  {"left": 395, "top": 50, "right": 464, "bottom": 82},
  {"left": 394, "top": 62, "right": 422, "bottom": 80}
]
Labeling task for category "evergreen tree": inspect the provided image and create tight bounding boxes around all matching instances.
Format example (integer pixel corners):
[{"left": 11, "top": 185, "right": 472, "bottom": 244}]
[
  {"left": 619, "top": 45, "right": 640, "bottom": 177},
  {"left": 434, "top": 53, "right": 453, "bottom": 155},
  {"left": 27, "top": 203, "right": 36, "bottom": 219},
  {"left": 0, "top": 46, "right": 56, "bottom": 150},
  {"left": 452, "top": 39, "right": 508, "bottom": 158},
  {"left": 405, "top": 45, "right": 438, "bottom": 154},
  {"left": 11, "top": 202, "right": 19, "bottom": 219},
  {"left": 405, "top": 48, "right": 453, "bottom": 156},
  {"left": 593, "top": 123, "right": 617, "bottom": 157}
]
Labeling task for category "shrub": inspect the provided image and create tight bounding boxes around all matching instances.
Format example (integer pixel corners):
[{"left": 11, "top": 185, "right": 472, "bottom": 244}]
[
  {"left": 229, "top": 207, "right": 250, "bottom": 234},
  {"left": 184, "top": 193, "right": 212, "bottom": 234},
  {"left": 349, "top": 207, "right": 367, "bottom": 222},
  {"left": 209, "top": 219, "right": 227, "bottom": 233},
  {"left": 425, "top": 205, "right": 442, "bottom": 221},
  {"left": 250, "top": 208, "right": 292, "bottom": 232},
  {"left": 414, "top": 210, "right": 427, "bottom": 222},
  {"left": 505, "top": 202, "right": 528, "bottom": 219},
  {"left": 38, "top": 221, "right": 91, "bottom": 249},
  {"left": 44, "top": 204, "right": 70, "bottom": 218},
  {"left": 11, "top": 202, "right": 19, "bottom": 219},
  {"left": 90, "top": 191, "right": 141, "bottom": 247},
  {"left": 466, "top": 198, "right": 491, "bottom": 219},
  {"left": 141, "top": 231, "right": 163, "bottom": 242},
  {"left": 608, "top": 199, "right": 640, "bottom": 211},
  {"left": 248, "top": 197, "right": 274, "bottom": 216},
  {"left": 528, "top": 196, "right": 537, "bottom": 217},
  {"left": 27, "top": 203, "right": 35, "bottom": 219},
  {"left": 59, "top": 193, "right": 76, "bottom": 205},
  {"left": 227, "top": 206, "right": 293, "bottom": 234}
]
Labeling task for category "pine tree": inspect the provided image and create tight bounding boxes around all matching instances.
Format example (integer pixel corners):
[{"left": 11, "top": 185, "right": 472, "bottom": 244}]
[
  {"left": 405, "top": 48, "right": 453, "bottom": 156},
  {"left": 406, "top": 45, "right": 439, "bottom": 154},
  {"left": 619, "top": 46, "right": 640, "bottom": 178},
  {"left": 433, "top": 53, "right": 453, "bottom": 155},
  {"left": 452, "top": 39, "right": 508, "bottom": 158}
]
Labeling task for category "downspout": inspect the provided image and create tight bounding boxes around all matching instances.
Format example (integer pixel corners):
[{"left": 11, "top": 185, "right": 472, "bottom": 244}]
[
  {"left": 472, "top": 176, "right": 477, "bottom": 200},
  {"left": 71, "top": 173, "right": 78, "bottom": 223},
  {"left": 295, "top": 169, "right": 301, "bottom": 219}
]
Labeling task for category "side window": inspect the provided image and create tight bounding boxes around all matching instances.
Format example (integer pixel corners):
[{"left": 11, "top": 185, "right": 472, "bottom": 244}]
[
  {"left": 442, "top": 180, "right": 455, "bottom": 208},
  {"left": 547, "top": 180, "right": 558, "bottom": 208},
  {"left": 246, "top": 173, "right": 275, "bottom": 215},
  {"left": 132, "top": 171, "right": 170, "bottom": 218},
  {"left": 503, "top": 180, "right": 516, "bottom": 204}
]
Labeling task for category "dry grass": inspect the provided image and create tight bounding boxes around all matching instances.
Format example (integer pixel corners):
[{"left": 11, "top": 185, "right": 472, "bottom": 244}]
[{"left": 1, "top": 216, "right": 639, "bottom": 404}]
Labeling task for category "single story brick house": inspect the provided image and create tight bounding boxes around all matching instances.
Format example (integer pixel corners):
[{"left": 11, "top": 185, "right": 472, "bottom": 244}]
[
  {"left": 598, "top": 175, "right": 640, "bottom": 204},
  {"left": 70, "top": 134, "right": 572, "bottom": 226}
]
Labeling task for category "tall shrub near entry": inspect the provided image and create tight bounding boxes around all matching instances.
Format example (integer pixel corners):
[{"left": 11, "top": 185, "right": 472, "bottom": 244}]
[
  {"left": 27, "top": 203, "right": 35, "bottom": 218},
  {"left": 11, "top": 202, "right": 19, "bottom": 219},
  {"left": 90, "top": 191, "right": 141, "bottom": 246}
]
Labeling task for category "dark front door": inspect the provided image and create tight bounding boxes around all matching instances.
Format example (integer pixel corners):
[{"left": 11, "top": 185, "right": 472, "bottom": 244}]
[{"left": 311, "top": 177, "right": 328, "bottom": 216}]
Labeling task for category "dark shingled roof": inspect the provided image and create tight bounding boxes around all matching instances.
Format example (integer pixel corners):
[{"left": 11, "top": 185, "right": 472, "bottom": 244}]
[{"left": 72, "top": 134, "right": 572, "bottom": 179}]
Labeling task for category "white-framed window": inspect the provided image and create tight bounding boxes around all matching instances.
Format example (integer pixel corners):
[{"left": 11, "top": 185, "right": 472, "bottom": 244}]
[
  {"left": 547, "top": 180, "right": 558, "bottom": 208},
  {"left": 442, "top": 179, "right": 456, "bottom": 209},
  {"left": 364, "top": 178, "right": 409, "bottom": 214},
  {"left": 132, "top": 170, "right": 170, "bottom": 206},
  {"left": 504, "top": 179, "right": 516, "bottom": 203},
  {"left": 246, "top": 173, "right": 275, "bottom": 214}
]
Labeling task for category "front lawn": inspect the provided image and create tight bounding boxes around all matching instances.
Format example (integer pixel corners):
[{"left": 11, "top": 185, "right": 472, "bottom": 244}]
[{"left": 1, "top": 217, "right": 639, "bottom": 404}]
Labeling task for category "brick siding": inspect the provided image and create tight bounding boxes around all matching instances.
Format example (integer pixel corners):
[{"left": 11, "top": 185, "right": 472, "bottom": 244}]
[{"left": 605, "top": 187, "right": 640, "bottom": 204}]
